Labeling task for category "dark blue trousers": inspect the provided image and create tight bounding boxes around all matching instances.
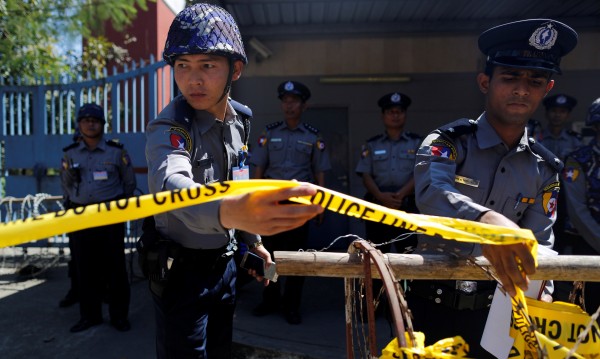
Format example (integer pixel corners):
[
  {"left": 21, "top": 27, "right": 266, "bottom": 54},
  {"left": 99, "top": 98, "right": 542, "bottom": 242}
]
[{"left": 153, "top": 252, "right": 236, "bottom": 359}]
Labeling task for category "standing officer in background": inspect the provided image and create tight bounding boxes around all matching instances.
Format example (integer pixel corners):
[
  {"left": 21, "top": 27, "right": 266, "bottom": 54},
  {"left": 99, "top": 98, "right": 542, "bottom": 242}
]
[
  {"left": 538, "top": 93, "right": 581, "bottom": 159},
  {"left": 249, "top": 80, "right": 331, "bottom": 325},
  {"left": 557, "top": 98, "right": 600, "bottom": 314},
  {"left": 409, "top": 19, "right": 577, "bottom": 358},
  {"left": 145, "top": 4, "right": 324, "bottom": 358},
  {"left": 355, "top": 92, "right": 421, "bottom": 253},
  {"left": 61, "top": 103, "right": 136, "bottom": 333}
]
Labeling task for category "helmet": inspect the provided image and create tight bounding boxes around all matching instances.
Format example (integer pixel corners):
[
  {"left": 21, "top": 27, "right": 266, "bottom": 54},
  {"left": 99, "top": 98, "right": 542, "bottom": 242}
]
[
  {"left": 586, "top": 98, "right": 600, "bottom": 126},
  {"left": 163, "top": 3, "right": 247, "bottom": 66},
  {"left": 77, "top": 103, "right": 105, "bottom": 124}
]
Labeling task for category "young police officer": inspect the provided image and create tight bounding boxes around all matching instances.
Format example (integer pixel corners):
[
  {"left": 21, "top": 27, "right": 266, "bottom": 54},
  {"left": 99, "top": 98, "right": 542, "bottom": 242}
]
[
  {"left": 409, "top": 19, "right": 577, "bottom": 358},
  {"left": 61, "top": 103, "right": 136, "bottom": 333},
  {"left": 355, "top": 92, "right": 421, "bottom": 253},
  {"left": 249, "top": 80, "right": 331, "bottom": 325},
  {"left": 539, "top": 93, "right": 581, "bottom": 160},
  {"left": 144, "top": 4, "right": 323, "bottom": 358}
]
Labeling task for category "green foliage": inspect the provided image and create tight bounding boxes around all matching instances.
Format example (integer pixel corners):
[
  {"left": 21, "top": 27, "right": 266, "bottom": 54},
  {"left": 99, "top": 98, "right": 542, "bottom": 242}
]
[{"left": 0, "top": 0, "right": 152, "bottom": 81}]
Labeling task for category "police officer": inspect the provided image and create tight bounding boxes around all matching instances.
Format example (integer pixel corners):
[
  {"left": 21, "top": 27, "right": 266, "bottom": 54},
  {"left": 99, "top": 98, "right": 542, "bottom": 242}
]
[
  {"left": 145, "top": 4, "right": 323, "bottom": 358},
  {"left": 539, "top": 93, "right": 581, "bottom": 160},
  {"left": 249, "top": 80, "right": 331, "bottom": 325},
  {"left": 409, "top": 19, "right": 577, "bottom": 358},
  {"left": 355, "top": 92, "right": 421, "bottom": 253},
  {"left": 61, "top": 103, "right": 136, "bottom": 333},
  {"left": 558, "top": 98, "right": 600, "bottom": 314}
]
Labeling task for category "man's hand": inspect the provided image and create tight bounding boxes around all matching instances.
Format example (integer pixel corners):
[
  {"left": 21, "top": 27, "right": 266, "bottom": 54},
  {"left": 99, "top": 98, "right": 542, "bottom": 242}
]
[
  {"left": 479, "top": 211, "right": 536, "bottom": 297},
  {"left": 247, "top": 245, "right": 273, "bottom": 286},
  {"left": 375, "top": 192, "right": 404, "bottom": 209},
  {"left": 219, "top": 184, "right": 324, "bottom": 235}
]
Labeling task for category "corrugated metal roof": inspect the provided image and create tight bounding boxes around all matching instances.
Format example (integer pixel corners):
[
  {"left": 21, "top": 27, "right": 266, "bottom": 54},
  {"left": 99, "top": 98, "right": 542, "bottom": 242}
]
[{"left": 215, "top": 0, "right": 600, "bottom": 39}]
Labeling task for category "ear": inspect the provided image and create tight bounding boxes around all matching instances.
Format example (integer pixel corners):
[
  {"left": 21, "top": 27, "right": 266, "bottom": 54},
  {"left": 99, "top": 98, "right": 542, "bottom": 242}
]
[
  {"left": 232, "top": 60, "right": 244, "bottom": 81},
  {"left": 545, "top": 79, "right": 555, "bottom": 95},
  {"left": 477, "top": 73, "right": 490, "bottom": 94}
]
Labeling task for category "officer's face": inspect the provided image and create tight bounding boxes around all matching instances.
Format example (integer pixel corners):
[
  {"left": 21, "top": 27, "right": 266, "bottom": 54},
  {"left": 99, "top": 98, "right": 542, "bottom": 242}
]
[
  {"left": 173, "top": 54, "right": 243, "bottom": 118},
  {"left": 280, "top": 94, "right": 306, "bottom": 121},
  {"left": 382, "top": 106, "right": 406, "bottom": 129},
  {"left": 78, "top": 117, "right": 103, "bottom": 139},
  {"left": 546, "top": 107, "right": 570, "bottom": 127},
  {"left": 478, "top": 66, "right": 554, "bottom": 126}
]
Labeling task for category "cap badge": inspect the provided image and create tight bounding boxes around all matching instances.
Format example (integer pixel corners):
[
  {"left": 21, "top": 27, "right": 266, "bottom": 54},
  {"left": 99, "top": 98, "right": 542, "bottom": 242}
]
[
  {"left": 284, "top": 81, "right": 295, "bottom": 91},
  {"left": 391, "top": 93, "right": 401, "bottom": 103},
  {"left": 557, "top": 95, "right": 567, "bottom": 104},
  {"left": 529, "top": 22, "right": 558, "bottom": 50}
]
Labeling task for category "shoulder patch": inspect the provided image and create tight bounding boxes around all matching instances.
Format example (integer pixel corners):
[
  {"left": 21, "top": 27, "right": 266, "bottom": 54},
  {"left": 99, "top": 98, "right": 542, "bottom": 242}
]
[
  {"left": 529, "top": 138, "right": 563, "bottom": 172},
  {"left": 62, "top": 142, "right": 79, "bottom": 152},
  {"left": 266, "top": 121, "right": 283, "bottom": 130},
  {"left": 302, "top": 122, "right": 319, "bottom": 134},
  {"left": 430, "top": 138, "right": 457, "bottom": 160},
  {"left": 168, "top": 126, "right": 192, "bottom": 153},
  {"left": 542, "top": 181, "right": 560, "bottom": 218},
  {"left": 437, "top": 118, "right": 477, "bottom": 138},
  {"left": 562, "top": 159, "right": 581, "bottom": 183},
  {"left": 367, "top": 134, "right": 384, "bottom": 142},
  {"left": 106, "top": 139, "right": 124, "bottom": 149}
]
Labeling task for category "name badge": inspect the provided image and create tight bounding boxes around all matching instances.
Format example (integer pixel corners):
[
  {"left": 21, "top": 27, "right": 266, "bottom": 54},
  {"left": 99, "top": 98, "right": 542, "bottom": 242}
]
[
  {"left": 93, "top": 171, "right": 108, "bottom": 181},
  {"left": 374, "top": 150, "right": 386, "bottom": 155},
  {"left": 271, "top": 138, "right": 282, "bottom": 142},
  {"left": 455, "top": 175, "right": 479, "bottom": 187},
  {"left": 232, "top": 165, "right": 249, "bottom": 180}
]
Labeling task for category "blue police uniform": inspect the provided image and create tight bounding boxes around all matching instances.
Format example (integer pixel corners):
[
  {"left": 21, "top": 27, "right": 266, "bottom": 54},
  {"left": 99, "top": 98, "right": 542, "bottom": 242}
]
[
  {"left": 538, "top": 94, "right": 581, "bottom": 160},
  {"left": 355, "top": 92, "right": 421, "bottom": 253},
  {"left": 555, "top": 98, "right": 600, "bottom": 314},
  {"left": 144, "top": 4, "right": 258, "bottom": 358},
  {"left": 61, "top": 103, "right": 136, "bottom": 333},
  {"left": 408, "top": 19, "right": 577, "bottom": 358},
  {"left": 248, "top": 80, "right": 331, "bottom": 324}
]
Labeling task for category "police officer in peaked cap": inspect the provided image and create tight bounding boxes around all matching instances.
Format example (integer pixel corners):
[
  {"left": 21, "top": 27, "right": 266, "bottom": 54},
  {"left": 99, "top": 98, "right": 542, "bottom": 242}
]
[
  {"left": 538, "top": 93, "right": 581, "bottom": 160},
  {"left": 249, "top": 80, "right": 331, "bottom": 325},
  {"left": 356, "top": 92, "right": 421, "bottom": 254},
  {"left": 410, "top": 19, "right": 577, "bottom": 358}
]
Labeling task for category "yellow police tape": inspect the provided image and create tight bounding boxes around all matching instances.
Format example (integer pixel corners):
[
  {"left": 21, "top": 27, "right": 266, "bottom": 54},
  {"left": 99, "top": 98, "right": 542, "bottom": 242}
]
[{"left": 2, "top": 179, "right": 595, "bottom": 357}]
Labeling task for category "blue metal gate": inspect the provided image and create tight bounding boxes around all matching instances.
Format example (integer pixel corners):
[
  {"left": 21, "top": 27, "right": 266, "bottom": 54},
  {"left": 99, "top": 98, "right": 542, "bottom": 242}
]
[{"left": 0, "top": 55, "right": 173, "bottom": 198}]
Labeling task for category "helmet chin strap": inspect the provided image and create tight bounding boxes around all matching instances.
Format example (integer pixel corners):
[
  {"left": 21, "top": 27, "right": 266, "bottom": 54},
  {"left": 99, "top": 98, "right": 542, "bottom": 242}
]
[{"left": 218, "top": 57, "right": 235, "bottom": 104}]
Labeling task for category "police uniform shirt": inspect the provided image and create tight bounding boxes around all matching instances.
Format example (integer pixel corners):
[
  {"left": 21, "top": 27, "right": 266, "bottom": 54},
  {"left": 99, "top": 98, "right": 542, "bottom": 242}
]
[
  {"left": 562, "top": 142, "right": 600, "bottom": 253},
  {"left": 538, "top": 128, "right": 582, "bottom": 160},
  {"left": 146, "top": 95, "right": 259, "bottom": 249},
  {"left": 414, "top": 113, "right": 560, "bottom": 256},
  {"left": 355, "top": 131, "right": 421, "bottom": 189},
  {"left": 250, "top": 121, "right": 331, "bottom": 182},
  {"left": 62, "top": 139, "right": 136, "bottom": 204}
]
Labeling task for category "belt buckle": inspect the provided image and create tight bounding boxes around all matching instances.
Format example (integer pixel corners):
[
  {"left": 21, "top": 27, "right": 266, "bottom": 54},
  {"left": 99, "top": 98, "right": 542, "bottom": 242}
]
[{"left": 456, "top": 280, "right": 477, "bottom": 294}]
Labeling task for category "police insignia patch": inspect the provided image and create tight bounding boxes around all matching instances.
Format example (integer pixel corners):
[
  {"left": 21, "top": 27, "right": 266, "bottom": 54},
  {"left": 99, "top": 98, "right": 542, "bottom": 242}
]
[
  {"left": 542, "top": 182, "right": 560, "bottom": 218},
  {"left": 168, "top": 127, "right": 192, "bottom": 153},
  {"left": 317, "top": 139, "right": 326, "bottom": 151},
  {"left": 361, "top": 146, "right": 369, "bottom": 159},
  {"left": 562, "top": 163, "right": 580, "bottom": 182},
  {"left": 122, "top": 152, "right": 131, "bottom": 166},
  {"left": 258, "top": 135, "right": 268, "bottom": 147},
  {"left": 430, "top": 139, "right": 457, "bottom": 160},
  {"left": 529, "top": 22, "right": 558, "bottom": 50}
]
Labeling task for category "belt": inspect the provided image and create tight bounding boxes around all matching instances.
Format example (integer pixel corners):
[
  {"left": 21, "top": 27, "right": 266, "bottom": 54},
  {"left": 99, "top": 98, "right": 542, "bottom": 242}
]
[
  {"left": 409, "top": 280, "right": 495, "bottom": 311},
  {"left": 176, "top": 240, "right": 237, "bottom": 270}
]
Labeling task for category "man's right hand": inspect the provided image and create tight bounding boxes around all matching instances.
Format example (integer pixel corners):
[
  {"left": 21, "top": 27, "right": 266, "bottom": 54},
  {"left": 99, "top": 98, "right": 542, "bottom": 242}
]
[
  {"left": 219, "top": 184, "right": 324, "bottom": 236},
  {"left": 478, "top": 210, "right": 536, "bottom": 297}
]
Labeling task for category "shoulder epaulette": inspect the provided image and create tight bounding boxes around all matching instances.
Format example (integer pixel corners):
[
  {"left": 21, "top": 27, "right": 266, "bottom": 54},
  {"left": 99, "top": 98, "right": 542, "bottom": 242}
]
[
  {"left": 106, "top": 139, "right": 124, "bottom": 149},
  {"left": 229, "top": 98, "right": 252, "bottom": 120},
  {"left": 62, "top": 142, "right": 79, "bottom": 152},
  {"left": 266, "top": 121, "right": 283, "bottom": 130},
  {"left": 529, "top": 138, "right": 564, "bottom": 172},
  {"left": 367, "top": 134, "right": 384, "bottom": 142},
  {"left": 303, "top": 122, "right": 320, "bottom": 134},
  {"left": 437, "top": 118, "right": 478, "bottom": 138},
  {"left": 405, "top": 131, "right": 422, "bottom": 139}
]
